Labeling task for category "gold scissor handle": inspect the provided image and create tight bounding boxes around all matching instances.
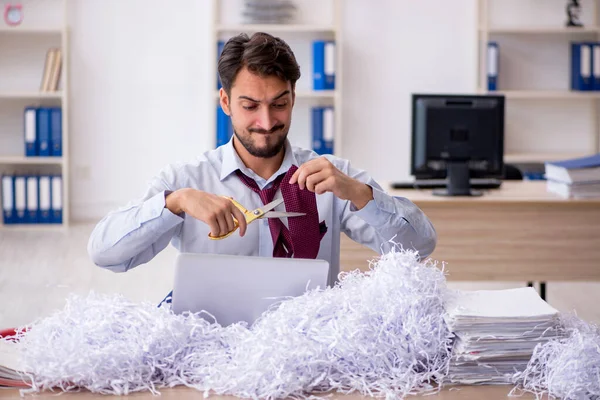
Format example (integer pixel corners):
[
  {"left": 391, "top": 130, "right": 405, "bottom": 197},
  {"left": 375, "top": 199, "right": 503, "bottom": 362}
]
[{"left": 207, "top": 196, "right": 255, "bottom": 240}]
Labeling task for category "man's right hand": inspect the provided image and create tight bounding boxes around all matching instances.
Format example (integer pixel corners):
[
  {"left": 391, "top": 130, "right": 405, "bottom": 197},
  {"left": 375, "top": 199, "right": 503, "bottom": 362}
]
[{"left": 165, "top": 189, "right": 247, "bottom": 237}]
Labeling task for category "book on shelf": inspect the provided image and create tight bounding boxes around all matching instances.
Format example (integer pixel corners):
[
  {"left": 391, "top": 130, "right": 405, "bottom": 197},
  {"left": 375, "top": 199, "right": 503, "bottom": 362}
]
[{"left": 40, "top": 48, "right": 62, "bottom": 92}]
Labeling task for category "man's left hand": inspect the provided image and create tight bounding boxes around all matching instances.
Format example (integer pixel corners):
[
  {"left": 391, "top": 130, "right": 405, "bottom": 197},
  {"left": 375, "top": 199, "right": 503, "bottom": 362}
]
[{"left": 289, "top": 157, "right": 373, "bottom": 210}]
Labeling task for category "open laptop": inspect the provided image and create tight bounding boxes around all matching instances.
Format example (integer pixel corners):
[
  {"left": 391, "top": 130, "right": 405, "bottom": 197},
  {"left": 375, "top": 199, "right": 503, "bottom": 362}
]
[{"left": 171, "top": 253, "right": 330, "bottom": 327}]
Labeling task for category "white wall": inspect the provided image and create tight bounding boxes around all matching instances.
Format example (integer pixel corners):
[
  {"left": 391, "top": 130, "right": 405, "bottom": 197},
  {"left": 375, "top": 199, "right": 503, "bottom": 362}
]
[{"left": 69, "top": 0, "right": 478, "bottom": 220}]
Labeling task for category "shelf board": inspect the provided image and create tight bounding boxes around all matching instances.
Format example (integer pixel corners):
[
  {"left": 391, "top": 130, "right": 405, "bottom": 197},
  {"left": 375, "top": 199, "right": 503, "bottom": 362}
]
[
  {"left": 214, "top": 90, "right": 336, "bottom": 99},
  {"left": 0, "top": 91, "right": 63, "bottom": 99},
  {"left": 0, "top": 156, "right": 64, "bottom": 165},
  {"left": 480, "top": 90, "right": 600, "bottom": 99},
  {"left": 0, "top": 27, "right": 63, "bottom": 34},
  {"left": 216, "top": 24, "right": 336, "bottom": 33},
  {"left": 482, "top": 26, "right": 600, "bottom": 34},
  {"left": 505, "top": 152, "right": 589, "bottom": 163},
  {"left": 0, "top": 224, "right": 66, "bottom": 231}
]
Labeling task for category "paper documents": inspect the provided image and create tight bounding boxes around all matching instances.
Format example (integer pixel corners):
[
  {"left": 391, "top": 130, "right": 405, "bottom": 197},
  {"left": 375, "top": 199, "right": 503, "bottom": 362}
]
[{"left": 444, "top": 287, "right": 561, "bottom": 384}]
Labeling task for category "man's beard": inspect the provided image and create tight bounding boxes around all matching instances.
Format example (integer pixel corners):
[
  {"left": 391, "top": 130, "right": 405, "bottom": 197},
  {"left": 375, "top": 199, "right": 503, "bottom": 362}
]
[{"left": 233, "top": 124, "right": 288, "bottom": 158}]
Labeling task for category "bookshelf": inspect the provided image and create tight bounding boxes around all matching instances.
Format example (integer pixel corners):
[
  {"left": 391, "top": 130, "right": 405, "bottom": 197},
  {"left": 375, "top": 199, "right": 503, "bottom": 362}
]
[
  {"left": 211, "top": 0, "right": 343, "bottom": 157},
  {"left": 477, "top": 0, "right": 600, "bottom": 164},
  {"left": 0, "top": 0, "right": 69, "bottom": 230}
]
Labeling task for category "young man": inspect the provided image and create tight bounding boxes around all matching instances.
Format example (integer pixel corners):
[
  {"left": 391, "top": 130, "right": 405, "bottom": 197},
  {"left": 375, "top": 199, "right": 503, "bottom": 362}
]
[{"left": 87, "top": 32, "right": 437, "bottom": 303}]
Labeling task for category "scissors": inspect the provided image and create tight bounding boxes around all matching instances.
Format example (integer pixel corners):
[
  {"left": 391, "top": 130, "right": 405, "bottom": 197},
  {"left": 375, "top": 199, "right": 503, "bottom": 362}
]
[{"left": 208, "top": 196, "right": 305, "bottom": 240}]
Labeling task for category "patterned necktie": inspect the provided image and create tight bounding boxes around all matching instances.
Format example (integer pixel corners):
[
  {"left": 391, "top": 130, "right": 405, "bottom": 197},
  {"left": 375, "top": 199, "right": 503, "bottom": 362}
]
[{"left": 235, "top": 165, "right": 322, "bottom": 259}]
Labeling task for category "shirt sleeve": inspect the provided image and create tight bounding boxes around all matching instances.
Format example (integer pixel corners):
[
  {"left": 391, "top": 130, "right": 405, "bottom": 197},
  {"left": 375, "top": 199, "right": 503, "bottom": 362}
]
[
  {"left": 338, "top": 159, "right": 437, "bottom": 259},
  {"left": 87, "top": 164, "right": 185, "bottom": 273}
]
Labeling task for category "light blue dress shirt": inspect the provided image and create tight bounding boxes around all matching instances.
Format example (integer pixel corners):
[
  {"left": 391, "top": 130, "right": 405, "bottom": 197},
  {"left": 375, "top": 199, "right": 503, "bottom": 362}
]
[{"left": 87, "top": 138, "right": 437, "bottom": 288}]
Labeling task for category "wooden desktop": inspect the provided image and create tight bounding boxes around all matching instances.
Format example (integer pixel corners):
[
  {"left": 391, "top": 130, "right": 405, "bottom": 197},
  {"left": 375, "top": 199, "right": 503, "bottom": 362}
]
[{"left": 341, "top": 181, "right": 600, "bottom": 282}]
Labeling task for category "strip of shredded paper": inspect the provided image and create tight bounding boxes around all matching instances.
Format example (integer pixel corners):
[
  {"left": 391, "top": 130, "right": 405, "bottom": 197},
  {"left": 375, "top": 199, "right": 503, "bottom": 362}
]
[
  {"left": 510, "top": 313, "right": 600, "bottom": 400},
  {"left": 4, "top": 248, "right": 452, "bottom": 399}
]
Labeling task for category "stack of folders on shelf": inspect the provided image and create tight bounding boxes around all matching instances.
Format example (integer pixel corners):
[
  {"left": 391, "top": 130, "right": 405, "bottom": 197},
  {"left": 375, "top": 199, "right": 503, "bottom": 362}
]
[
  {"left": 313, "top": 40, "right": 335, "bottom": 90},
  {"left": 570, "top": 42, "right": 600, "bottom": 91},
  {"left": 544, "top": 153, "right": 600, "bottom": 198},
  {"left": 24, "top": 107, "right": 62, "bottom": 157},
  {"left": 311, "top": 106, "right": 334, "bottom": 155},
  {"left": 444, "top": 287, "right": 561, "bottom": 385},
  {"left": 1, "top": 175, "right": 63, "bottom": 225},
  {"left": 41, "top": 48, "right": 62, "bottom": 92},
  {"left": 241, "top": 0, "right": 297, "bottom": 24}
]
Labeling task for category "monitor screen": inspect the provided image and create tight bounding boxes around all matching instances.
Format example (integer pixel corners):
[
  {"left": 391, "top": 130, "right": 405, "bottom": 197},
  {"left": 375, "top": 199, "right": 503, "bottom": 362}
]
[{"left": 410, "top": 93, "right": 505, "bottom": 196}]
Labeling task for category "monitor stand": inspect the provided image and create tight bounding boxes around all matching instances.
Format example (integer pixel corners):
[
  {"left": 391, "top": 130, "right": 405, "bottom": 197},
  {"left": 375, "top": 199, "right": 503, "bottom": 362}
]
[{"left": 432, "top": 161, "right": 483, "bottom": 197}]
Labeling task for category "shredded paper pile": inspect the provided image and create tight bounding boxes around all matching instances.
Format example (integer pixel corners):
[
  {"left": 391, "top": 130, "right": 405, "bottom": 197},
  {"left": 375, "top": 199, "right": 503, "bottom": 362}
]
[{"left": 3, "top": 248, "right": 600, "bottom": 399}]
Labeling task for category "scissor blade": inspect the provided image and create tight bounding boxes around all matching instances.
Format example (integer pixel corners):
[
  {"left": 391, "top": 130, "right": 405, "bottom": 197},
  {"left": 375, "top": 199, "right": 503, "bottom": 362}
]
[
  {"left": 256, "top": 198, "right": 284, "bottom": 214},
  {"left": 263, "top": 211, "right": 306, "bottom": 218}
]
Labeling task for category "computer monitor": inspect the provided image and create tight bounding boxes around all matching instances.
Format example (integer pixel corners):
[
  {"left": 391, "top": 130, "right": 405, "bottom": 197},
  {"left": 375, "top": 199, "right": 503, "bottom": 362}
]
[{"left": 410, "top": 93, "right": 505, "bottom": 196}]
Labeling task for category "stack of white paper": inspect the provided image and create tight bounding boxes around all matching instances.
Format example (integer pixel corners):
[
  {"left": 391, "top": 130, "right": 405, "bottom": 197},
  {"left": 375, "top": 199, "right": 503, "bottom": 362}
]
[{"left": 444, "top": 287, "right": 561, "bottom": 385}]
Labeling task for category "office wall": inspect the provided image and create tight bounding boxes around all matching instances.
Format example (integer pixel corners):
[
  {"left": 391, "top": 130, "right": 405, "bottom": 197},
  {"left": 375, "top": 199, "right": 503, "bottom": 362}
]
[{"left": 68, "top": 0, "right": 477, "bottom": 220}]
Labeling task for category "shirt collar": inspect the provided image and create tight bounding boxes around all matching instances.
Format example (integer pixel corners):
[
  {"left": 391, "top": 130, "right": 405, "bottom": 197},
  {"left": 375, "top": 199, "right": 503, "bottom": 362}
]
[{"left": 219, "top": 136, "right": 299, "bottom": 187}]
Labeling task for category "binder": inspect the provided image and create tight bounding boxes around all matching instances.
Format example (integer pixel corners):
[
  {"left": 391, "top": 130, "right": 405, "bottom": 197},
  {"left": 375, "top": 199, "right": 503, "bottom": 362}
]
[
  {"left": 593, "top": 42, "right": 600, "bottom": 90},
  {"left": 217, "top": 40, "right": 225, "bottom": 89},
  {"left": 313, "top": 41, "right": 336, "bottom": 90},
  {"left": 26, "top": 176, "right": 39, "bottom": 224},
  {"left": 50, "top": 107, "right": 62, "bottom": 157},
  {"left": 38, "top": 176, "right": 51, "bottom": 224},
  {"left": 487, "top": 42, "right": 499, "bottom": 91},
  {"left": 311, "top": 107, "right": 323, "bottom": 154},
  {"left": 1, "top": 175, "right": 15, "bottom": 224},
  {"left": 571, "top": 42, "right": 592, "bottom": 91},
  {"left": 50, "top": 175, "right": 63, "bottom": 224},
  {"left": 14, "top": 176, "right": 26, "bottom": 224},
  {"left": 216, "top": 106, "right": 232, "bottom": 147},
  {"left": 322, "top": 107, "right": 334, "bottom": 155},
  {"left": 24, "top": 107, "right": 37, "bottom": 157},
  {"left": 37, "top": 107, "right": 51, "bottom": 156}
]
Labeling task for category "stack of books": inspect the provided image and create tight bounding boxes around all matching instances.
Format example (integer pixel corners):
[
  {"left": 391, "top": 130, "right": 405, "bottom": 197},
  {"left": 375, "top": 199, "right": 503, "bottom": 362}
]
[
  {"left": 444, "top": 287, "right": 561, "bottom": 385},
  {"left": 544, "top": 153, "right": 600, "bottom": 199}
]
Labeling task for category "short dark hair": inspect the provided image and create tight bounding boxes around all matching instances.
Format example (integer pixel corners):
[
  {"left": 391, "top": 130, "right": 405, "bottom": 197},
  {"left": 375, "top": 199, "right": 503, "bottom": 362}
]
[{"left": 218, "top": 32, "right": 301, "bottom": 95}]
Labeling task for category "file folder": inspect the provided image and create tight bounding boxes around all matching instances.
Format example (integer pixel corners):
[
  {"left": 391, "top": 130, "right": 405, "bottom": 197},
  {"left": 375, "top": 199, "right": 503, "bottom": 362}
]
[
  {"left": 593, "top": 42, "right": 600, "bottom": 90},
  {"left": 571, "top": 42, "right": 592, "bottom": 91},
  {"left": 311, "top": 107, "right": 323, "bottom": 154},
  {"left": 38, "top": 176, "right": 51, "bottom": 224},
  {"left": 26, "top": 176, "right": 39, "bottom": 224},
  {"left": 14, "top": 176, "right": 26, "bottom": 224},
  {"left": 1, "top": 175, "right": 15, "bottom": 224},
  {"left": 24, "top": 107, "right": 37, "bottom": 157},
  {"left": 50, "top": 107, "right": 62, "bottom": 157},
  {"left": 50, "top": 176, "right": 63, "bottom": 224},
  {"left": 37, "top": 107, "right": 51, "bottom": 156},
  {"left": 313, "top": 41, "right": 336, "bottom": 90},
  {"left": 487, "top": 42, "right": 499, "bottom": 91},
  {"left": 322, "top": 107, "right": 334, "bottom": 155}
]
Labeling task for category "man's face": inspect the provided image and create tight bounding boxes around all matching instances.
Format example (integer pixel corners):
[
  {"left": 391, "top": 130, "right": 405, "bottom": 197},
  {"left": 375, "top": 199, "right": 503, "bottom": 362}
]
[{"left": 221, "top": 67, "right": 294, "bottom": 158}]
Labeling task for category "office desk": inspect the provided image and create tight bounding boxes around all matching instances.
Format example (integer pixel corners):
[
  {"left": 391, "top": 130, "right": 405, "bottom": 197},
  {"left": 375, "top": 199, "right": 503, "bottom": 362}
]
[
  {"left": 0, "top": 385, "right": 542, "bottom": 399},
  {"left": 341, "top": 181, "right": 600, "bottom": 282}
]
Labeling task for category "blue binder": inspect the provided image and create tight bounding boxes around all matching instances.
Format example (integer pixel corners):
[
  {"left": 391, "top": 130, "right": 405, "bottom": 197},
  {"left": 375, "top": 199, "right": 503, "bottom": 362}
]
[
  {"left": 311, "top": 107, "right": 323, "bottom": 154},
  {"left": 26, "top": 175, "right": 39, "bottom": 224},
  {"left": 37, "top": 107, "right": 51, "bottom": 156},
  {"left": 217, "top": 40, "right": 225, "bottom": 89},
  {"left": 487, "top": 42, "right": 499, "bottom": 91},
  {"left": 1, "top": 175, "right": 15, "bottom": 224},
  {"left": 50, "top": 107, "right": 62, "bottom": 156},
  {"left": 24, "top": 107, "right": 37, "bottom": 156},
  {"left": 38, "top": 175, "right": 52, "bottom": 224},
  {"left": 571, "top": 42, "right": 593, "bottom": 91},
  {"left": 593, "top": 42, "right": 600, "bottom": 90},
  {"left": 322, "top": 106, "right": 334, "bottom": 155},
  {"left": 313, "top": 41, "right": 335, "bottom": 90},
  {"left": 14, "top": 176, "right": 27, "bottom": 224},
  {"left": 50, "top": 175, "right": 63, "bottom": 224},
  {"left": 216, "top": 106, "right": 233, "bottom": 147}
]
